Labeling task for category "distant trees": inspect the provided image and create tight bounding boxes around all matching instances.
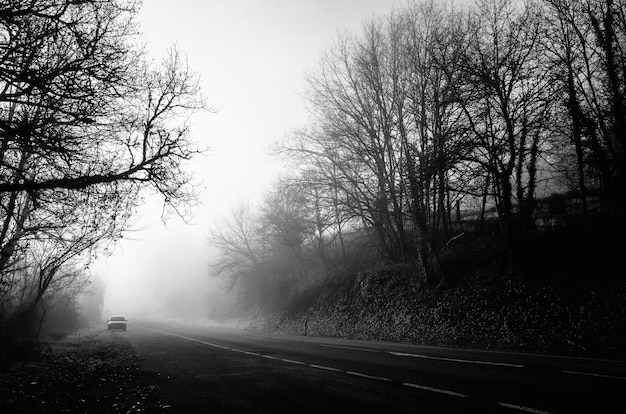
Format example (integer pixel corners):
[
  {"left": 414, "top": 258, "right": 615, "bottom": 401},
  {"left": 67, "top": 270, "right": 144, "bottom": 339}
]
[
  {"left": 1, "top": 0, "right": 205, "bottom": 333},
  {"left": 78, "top": 275, "right": 106, "bottom": 326},
  {"left": 209, "top": 202, "right": 269, "bottom": 282}
]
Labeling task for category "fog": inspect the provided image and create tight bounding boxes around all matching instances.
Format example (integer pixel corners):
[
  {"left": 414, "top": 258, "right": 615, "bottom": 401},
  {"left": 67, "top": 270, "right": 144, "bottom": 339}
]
[
  {"left": 91, "top": 208, "right": 208, "bottom": 321},
  {"left": 89, "top": 0, "right": 406, "bottom": 325}
]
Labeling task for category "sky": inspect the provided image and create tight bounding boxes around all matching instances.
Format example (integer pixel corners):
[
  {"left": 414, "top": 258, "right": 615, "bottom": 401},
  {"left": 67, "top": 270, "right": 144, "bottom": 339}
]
[{"left": 92, "top": 0, "right": 407, "bottom": 321}]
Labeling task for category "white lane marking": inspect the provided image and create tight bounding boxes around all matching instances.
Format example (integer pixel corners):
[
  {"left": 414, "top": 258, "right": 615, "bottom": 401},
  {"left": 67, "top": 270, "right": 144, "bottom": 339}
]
[
  {"left": 279, "top": 358, "right": 306, "bottom": 365},
  {"left": 320, "top": 344, "right": 379, "bottom": 353},
  {"left": 345, "top": 371, "right": 391, "bottom": 381},
  {"left": 141, "top": 324, "right": 529, "bottom": 407},
  {"left": 402, "top": 382, "right": 467, "bottom": 398},
  {"left": 309, "top": 364, "right": 343, "bottom": 372},
  {"left": 390, "top": 352, "right": 523, "bottom": 368},
  {"left": 496, "top": 402, "right": 554, "bottom": 414},
  {"left": 144, "top": 326, "right": 232, "bottom": 350},
  {"left": 261, "top": 355, "right": 282, "bottom": 360},
  {"left": 562, "top": 370, "right": 626, "bottom": 381},
  {"left": 233, "top": 349, "right": 261, "bottom": 357}
]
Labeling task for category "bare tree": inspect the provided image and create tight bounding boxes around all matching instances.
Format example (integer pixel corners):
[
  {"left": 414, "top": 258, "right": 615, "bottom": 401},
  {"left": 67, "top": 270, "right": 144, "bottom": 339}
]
[
  {"left": 209, "top": 202, "right": 269, "bottom": 280},
  {"left": 0, "top": 0, "right": 206, "bottom": 327},
  {"left": 1, "top": 1, "right": 204, "bottom": 199},
  {"left": 299, "top": 19, "right": 414, "bottom": 262},
  {"left": 397, "top": 0, "right": 472, "bottom": 283},
  {"left": 208, "top": 202, "right": 298, "bottom": 312},
  {"left": 260, "top": 181, "right": 310, "bottom": 282},
  {"left": 540, "top": 0, "right": 597, "bottom": 229},
  {"left": 586, "top": 0, "right": 626, "bottom": 214},
  {"left": 450, "top": 0, "right": 552, "bottom": 261},
  {"left": 544, "top": 0, "right": 626, "bottom": 217}
]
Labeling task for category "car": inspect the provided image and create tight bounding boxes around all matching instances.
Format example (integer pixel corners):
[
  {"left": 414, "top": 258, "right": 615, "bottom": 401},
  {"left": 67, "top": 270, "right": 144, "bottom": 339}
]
[{"left": 107, "top": 315, "right": 127, "bottom": 331}]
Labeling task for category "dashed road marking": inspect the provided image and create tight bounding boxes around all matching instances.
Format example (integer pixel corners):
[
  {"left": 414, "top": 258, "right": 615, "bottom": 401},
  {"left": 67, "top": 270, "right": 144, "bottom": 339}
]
[
  {"left": 139, "top": 325, "right": 232, "bottom": 350},
  {"left": 390, "top": 352, "right": 524, "bottom": 368},
  {"left": 562, "top": 370, "right": 626, "bottom": 381},
  {"left": 345, "top": 371, "right": 391, "bottom": 381},
  {"left": 309, "top": 364, "right": 343, "bottom": 372},
  {"left": 496, "top": 402, "right": 554, "bottom": 414},
  {"left": 137, "top": 324, "right": 553, "bottom": 414},
  {"left": 261, "top": 354, "right": 282, "bottom": 360},
  {"left": 320, "top": 344, "right": 379, "bottom": 353},
  {"left": 402, "top": 382, "right": 468, "bottom": 398},
  {"left": 279, "top": 358, "right": 306, "bottom": 365},
  {"left": 233, "top": 349, "right": 260, "bottom": 357}
]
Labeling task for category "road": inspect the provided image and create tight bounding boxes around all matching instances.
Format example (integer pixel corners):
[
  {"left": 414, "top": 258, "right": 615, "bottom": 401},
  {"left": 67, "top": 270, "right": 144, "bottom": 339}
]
[{"left": 117, "top": 320, "right": 625, "bottom": 413}]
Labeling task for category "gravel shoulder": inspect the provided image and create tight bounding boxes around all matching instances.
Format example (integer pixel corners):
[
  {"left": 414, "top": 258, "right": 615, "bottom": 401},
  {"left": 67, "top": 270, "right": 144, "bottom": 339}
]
[{"left": 0, "top": 328, "right": 170, "bottom": 413}]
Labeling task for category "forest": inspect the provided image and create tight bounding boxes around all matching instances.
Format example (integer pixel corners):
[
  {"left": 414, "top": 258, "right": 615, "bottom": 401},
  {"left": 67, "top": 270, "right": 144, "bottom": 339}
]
[{"left": 207, "top": 0, "right": 625, "bottom": 357}]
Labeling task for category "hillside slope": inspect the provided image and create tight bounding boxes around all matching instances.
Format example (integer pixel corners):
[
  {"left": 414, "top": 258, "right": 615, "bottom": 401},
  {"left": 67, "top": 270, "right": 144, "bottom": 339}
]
[{"left": 249, "top": 232, "right": 626, "bottom": 361}]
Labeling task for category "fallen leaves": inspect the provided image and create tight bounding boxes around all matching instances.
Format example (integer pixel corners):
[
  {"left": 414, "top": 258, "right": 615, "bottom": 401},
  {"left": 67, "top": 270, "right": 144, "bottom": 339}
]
[{"left": 0, "top": 329, "right": 171, "bottom": 413}]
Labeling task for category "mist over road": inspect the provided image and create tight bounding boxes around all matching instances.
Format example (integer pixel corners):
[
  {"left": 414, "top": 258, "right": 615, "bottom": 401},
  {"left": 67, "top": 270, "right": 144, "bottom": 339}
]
[{"left": 120, "top": 320, "right": 625, "bottom": 413}]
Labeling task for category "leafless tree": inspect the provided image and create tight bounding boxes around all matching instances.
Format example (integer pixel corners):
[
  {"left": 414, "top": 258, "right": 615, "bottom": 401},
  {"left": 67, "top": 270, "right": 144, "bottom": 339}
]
[
  {"left": 396, "top": 0, "right": 473, "bottom": 282},
  {"left": 298, "top": 20, "right": 414, "bottom": 262},
  {"left": 450, "top": 0, "right": 552, "bottom": 260},
  {"left": 541, "top": 0, "right": 626, "bottom": 217},
  {"left": 0, "top": 0, "right": 206, "bottom": 327},
  {"left": 260, "top": 181, "right": 310, "bottom": 282},
  {"left": 208, "top": 202, "right": 269, "bottom": 280}
]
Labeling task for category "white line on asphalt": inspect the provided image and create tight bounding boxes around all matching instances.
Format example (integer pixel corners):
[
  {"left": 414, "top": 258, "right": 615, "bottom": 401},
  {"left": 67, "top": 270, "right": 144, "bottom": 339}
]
[
  {"left": 345, "top": 371, "right": 391, "bottom": 381},
  {"left": 496, "top": 402, "right": 554, "bottom": 414},
  {"left": 279, "top": 358, "right": 306, "bottom": 365},
  {"left": 390, "top": 352, "right": 524, "bottom": 368},
  {"left": 402, "top": 382, "right": 468, "bottom": 398},
  {"left": 139, "top": 325, "right": 232, "bottom": 350},
  {"left": 141, "top": 324, "right": 543, "bottom": 410},
  {"left": 261, "top": 355, "right": 282, "bottom": 360},
  {"left": 243, "top": 351, "right": 260, "bottom": 356},
  {"left": 562, "top": 370, "right": 626, "bottom": 381},
  {"left": 309, "top": 364, "right": 343, "bottom": 372},
  {"left": 320, "top": 344, "right": 379, "bottom": 353},
  {"left": 232, "top": 349, "right": 260, "bottom": 357}
]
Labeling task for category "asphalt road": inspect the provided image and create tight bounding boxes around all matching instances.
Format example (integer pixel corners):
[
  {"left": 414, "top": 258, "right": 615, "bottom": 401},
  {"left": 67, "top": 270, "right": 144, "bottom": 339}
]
[{"left": 116, "top": 320, "right": 625, "bottom": 413}]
